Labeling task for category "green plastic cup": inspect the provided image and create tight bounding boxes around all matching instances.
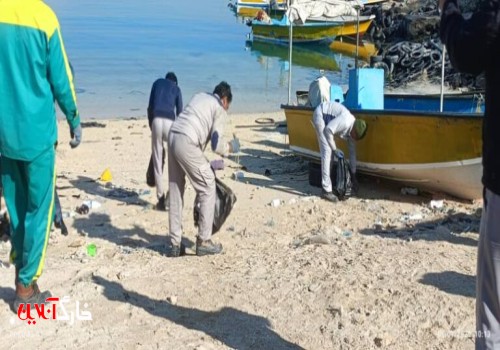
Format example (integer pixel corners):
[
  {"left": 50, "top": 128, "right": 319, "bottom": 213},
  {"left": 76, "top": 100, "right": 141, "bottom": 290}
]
[{"left": 86, "top": 243, "right": 97, "bottom": 257}]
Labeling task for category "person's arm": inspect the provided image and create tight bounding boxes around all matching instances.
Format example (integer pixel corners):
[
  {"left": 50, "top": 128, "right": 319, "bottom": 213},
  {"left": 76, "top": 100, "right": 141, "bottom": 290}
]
[
  {"left": 348, "top": 137, "right": 356, "bottom": 174},
  {"left": 440, "top": 0, "right": 499, "bottom": 75},
  {"left": 147, "top": 83, "right": 155, "bottom": 127},
  {"left": 47, "top": 19, "right": 79, "bottom": 130},
  {"left": 176, "top": 88, "right": 183, "bottom": 117},
  {"left": 210, "top": 109, "right": 229, "bottom": 156}
]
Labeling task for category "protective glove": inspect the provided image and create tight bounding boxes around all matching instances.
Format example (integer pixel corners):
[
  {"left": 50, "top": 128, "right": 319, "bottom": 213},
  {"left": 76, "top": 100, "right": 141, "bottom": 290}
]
[
  {"left": 228, "top": 135, "right": 240, "bottom": 153},
  {"left": 69, "top": 124, "right": 82, "bottom": 148},
  {"left": 334, "top": 149, "right": 344, "bottom": 159},
  {"left": 210, "top": 159, "right": 225, "bottom": 171}
]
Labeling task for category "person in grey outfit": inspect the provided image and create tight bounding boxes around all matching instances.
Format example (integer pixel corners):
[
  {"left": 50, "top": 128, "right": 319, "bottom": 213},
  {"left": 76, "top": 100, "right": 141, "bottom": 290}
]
[
  {"left": 147, "top": 72, "right": 183, "bottom": 211},
  {"left": 312, "top": 101, "right": 367, "bottom": 202},
  {"left": 167, "top": 81, "right": 239, "bottom": 257}
]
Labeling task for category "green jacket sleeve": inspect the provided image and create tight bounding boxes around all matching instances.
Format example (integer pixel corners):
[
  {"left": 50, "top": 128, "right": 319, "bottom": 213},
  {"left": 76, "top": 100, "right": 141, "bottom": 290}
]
[{"left": 47, "top": 26, "right": 80, "bottom": 130}]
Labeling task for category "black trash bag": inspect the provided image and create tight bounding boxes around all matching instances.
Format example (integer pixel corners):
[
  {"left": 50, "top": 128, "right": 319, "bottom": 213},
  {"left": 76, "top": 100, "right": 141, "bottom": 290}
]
[
  {"left": 331, "top": 157, "right": 354, "bottom": 200},
  {"left": 146, "top": 148, "right": 166, "bottom": 187},
  {"left": 193, "top": 178, "right": 237, "bottom": 234}
]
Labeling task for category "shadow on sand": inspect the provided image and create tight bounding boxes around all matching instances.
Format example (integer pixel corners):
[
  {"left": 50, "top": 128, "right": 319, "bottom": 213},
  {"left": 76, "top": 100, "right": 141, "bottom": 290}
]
[
  {"left": 419, "top": 271, "right": 475, "bottom": 298},
  {"left": 93, "top": 276, "right": 303, "bottom": 349}
]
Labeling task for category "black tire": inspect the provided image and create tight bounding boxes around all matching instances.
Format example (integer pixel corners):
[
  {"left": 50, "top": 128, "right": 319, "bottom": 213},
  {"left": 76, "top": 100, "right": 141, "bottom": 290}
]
[
  {"left": 373, "top": 61, "right": 390, "bottom": 79},
  {"left": 431, "top": 50, "right": 442, "bottom": 63}
]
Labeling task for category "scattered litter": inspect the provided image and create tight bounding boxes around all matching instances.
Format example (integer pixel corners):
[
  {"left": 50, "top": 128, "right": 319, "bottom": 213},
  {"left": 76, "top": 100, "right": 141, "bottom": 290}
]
[
  {"left": 100, "top": 168, "right": 113, "bottom": 182},
  {"left": 342, "top": 231, "right": 353, "bottom": 238},
  {"left": 62, "top": 211, "right": 76, "bottom": 219},
  {"left": 270, "top": 199, "right": 282, "bottom": 207},
  {"left": 167, "top": 295, "right": 178, "bottom": 305},
  {"left": 232, "top": 171, "right": 244, "bottom": 181},
  {"left": 429, "top": 200, "right": 444, "bottom": 209},
  {"left": 83, "top": 200, "right": 102, "bottom": 209},
  {"left": 137, "top": 189, "right": 151, "bottom": 196},
  {"left": 401, "top": 187, "right": 419, "bottom": 195},
  {"left": 75, "top": 204, "right": 90, "bottom": 215},
  {"left": 400, "top": 213, "right": 424, "bottom": 221},
  {"left": 68, "top": 238, "right": 86, "bottom": 248},
  {"left": 107, "top": 188, "right": 137, "bottom": 198},
  {"left": 86, "top": 243, "right": 97, "bottom": 257},
  {"left": 288, "top": 198, "right": 297, "bottom": 205},
  {"left": 304, "top": 235, "right": 331, "bottom": 245}
]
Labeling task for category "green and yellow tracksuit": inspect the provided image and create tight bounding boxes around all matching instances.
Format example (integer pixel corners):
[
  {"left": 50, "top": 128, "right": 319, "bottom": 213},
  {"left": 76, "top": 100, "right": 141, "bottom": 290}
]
[{"left": 0, "top": 0, "right": 80, "bottom": 287}]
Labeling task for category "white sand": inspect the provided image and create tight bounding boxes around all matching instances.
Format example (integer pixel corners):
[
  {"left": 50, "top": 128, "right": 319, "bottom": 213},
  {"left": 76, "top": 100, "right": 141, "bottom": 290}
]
[{"left": 0, "top": 112, "right": 480, "bottom": 349}]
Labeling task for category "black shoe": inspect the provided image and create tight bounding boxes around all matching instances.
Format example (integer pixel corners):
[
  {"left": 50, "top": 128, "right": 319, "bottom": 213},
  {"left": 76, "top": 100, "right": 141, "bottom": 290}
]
[
  {"left": 167, "top": 243, "right": 186, "bottom": 258},
  {"left": 196, "top": 238, "right": 223, "bottom": 256},
  {"left": 322, "top": 190, "right": 339, "bottom": 203},
  {"left": 156, "top": 195, "right": 167, "bottom": 211}
]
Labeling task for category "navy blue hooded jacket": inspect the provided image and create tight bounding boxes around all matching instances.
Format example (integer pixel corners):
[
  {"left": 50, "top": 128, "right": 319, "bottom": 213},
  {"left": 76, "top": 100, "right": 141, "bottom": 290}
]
[{"left": 147, "top": 77, "right": 183, "bottom": 126}]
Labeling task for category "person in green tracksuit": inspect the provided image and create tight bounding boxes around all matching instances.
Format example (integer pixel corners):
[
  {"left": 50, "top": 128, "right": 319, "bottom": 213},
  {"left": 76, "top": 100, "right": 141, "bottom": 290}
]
[{"left": 0, "top": 0, "right": 82, "bottom": 310}]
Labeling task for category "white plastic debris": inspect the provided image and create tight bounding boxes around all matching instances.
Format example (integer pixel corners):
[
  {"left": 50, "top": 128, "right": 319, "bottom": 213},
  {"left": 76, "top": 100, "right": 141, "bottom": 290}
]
[
  {"left": 270, "top": 199, "right": 282, "bottom": 207},
  {"left": 429, "top": 200, "right": 444, "bottom": 209}
]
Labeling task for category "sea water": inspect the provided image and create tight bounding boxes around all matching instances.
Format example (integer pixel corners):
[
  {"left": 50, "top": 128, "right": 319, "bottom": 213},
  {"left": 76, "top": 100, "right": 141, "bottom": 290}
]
[{"left": 46, "top": 0, "right": 357, "bottom": 119}]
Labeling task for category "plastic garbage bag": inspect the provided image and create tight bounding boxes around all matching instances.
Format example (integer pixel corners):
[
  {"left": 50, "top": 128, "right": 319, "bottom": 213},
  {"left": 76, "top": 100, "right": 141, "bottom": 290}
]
[
  {"left": 146, "top": 148, "right": 166, "bottom": 187},
  {"left": 193, "top": 178, "right": 237, "bottom": 234},
  {"left": 331, "top": 157, "right": 354, "bottom": 201}
]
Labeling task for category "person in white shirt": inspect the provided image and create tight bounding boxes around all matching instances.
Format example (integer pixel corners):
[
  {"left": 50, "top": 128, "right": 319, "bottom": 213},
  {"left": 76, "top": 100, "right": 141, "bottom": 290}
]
[{"left": 312, "top": 101, "right": 367, "bottom": 202}]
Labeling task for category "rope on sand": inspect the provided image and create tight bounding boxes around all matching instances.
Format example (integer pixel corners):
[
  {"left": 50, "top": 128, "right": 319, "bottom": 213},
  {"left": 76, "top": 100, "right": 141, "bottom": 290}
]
[{"left": 255, "top": 117, "right": 275, "bottom": 125}]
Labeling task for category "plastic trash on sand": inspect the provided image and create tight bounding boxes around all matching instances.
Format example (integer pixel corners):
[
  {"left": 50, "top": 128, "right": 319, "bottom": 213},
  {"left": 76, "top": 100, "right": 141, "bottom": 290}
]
[{"left": 100, "top": 168, "right": 113, "bottom": 182}]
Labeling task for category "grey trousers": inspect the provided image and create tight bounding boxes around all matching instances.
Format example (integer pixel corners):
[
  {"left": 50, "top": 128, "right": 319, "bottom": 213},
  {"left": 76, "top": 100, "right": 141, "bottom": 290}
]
[
  {"left": 168, "top": 132, "right": 216, "bottom": 246},
  {"left": 152, "top": 117, "right": 173, "bottom": 200},
  {"left": 312, "top": 114, "right": 333, "bottom": 193},
  {"left": 476, "top": 188, "right": 500, "bottom": 349}
]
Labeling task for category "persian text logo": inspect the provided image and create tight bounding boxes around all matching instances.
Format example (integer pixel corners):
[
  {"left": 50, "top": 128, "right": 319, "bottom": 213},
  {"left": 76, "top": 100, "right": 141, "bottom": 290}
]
[{"left": 16, "top": 295, "right": 92, "bottom": 325}]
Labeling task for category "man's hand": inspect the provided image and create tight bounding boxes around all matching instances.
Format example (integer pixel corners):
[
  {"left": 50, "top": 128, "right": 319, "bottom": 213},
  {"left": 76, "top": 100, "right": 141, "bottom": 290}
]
[
  {"left": 69, "top": 124, "right": 82, "bottom": 148},
  {"left": 334, "top": 149, "right": 344, "bottom": 159}
]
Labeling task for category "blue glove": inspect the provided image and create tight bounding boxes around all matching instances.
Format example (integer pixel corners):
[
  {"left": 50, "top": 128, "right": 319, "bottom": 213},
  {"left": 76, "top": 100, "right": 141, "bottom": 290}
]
[
  {"left": 69, "top": 124, "right": 82, "bottom": 148},
  {"left": 229, "top": 137, "right": 240, "bottom": 153},
  {"left": 334, "top": 149, "right": 344, "bottom": 159}
]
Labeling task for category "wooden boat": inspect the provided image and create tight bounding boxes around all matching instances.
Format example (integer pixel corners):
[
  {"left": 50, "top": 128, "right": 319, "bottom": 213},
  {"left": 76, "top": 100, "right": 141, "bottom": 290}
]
[
  {"left": 281, "top": 91, "right": 485, "bottom": 200},
  {"left": 248, "top": 40, "right": 340, "bottom": 71},
  {"left": 251, "top": 15, "right": 374, "bottom": 44},
  {"left": 236, "top": 0, "right": 287, "bottom": 8}
]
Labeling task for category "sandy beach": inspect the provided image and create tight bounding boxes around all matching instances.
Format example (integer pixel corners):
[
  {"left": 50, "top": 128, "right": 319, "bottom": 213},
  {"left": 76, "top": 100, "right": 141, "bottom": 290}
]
[{"left": 0, "top": 112, "right": 481, "bottom": 349}]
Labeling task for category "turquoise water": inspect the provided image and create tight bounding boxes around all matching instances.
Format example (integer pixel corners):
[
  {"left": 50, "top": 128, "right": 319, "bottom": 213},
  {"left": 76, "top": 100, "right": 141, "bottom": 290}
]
[{"left": 46, "top": 0, "right": 357, "bottom": 118}]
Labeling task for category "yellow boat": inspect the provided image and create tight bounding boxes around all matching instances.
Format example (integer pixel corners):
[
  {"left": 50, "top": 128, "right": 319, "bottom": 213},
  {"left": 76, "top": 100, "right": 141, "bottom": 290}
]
[
  {"left": 282, "top": 102, "right": 483, "bottom": 200},
  {"left": 252, "top": 15, "right": 374, "bottom": 44}
]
